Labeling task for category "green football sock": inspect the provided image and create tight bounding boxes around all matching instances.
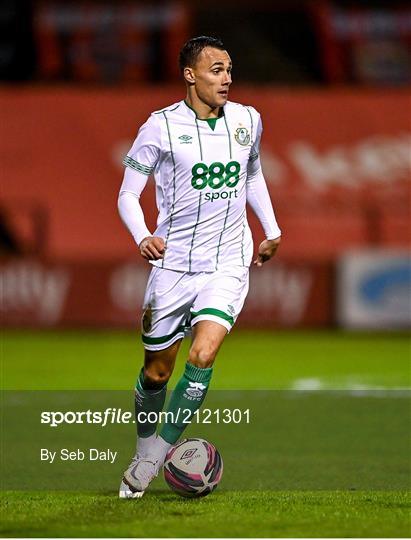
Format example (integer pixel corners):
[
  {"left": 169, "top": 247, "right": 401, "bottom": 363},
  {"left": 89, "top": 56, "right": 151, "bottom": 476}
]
[
  {"left": 159, "top": 362, "right": 213, "bottom": 444},
  {"left": 135, "top": 368, "right": 167, "bottom": 438}
]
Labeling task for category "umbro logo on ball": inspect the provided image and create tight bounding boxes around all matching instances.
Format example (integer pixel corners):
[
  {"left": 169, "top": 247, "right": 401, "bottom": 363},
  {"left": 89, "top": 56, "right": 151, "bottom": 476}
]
[{"left": 180, "top": 448, "right": 197, "bottom": 460}]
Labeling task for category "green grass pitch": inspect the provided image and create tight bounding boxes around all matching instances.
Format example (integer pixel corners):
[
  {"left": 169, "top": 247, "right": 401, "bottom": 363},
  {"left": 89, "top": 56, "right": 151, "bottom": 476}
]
[{"left": 1, "top": 329, "right": 410, "bottom": 538}]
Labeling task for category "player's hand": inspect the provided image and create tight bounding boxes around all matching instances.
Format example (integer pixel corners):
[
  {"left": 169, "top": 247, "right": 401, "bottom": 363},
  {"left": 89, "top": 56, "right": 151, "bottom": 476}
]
[
  {"left": 139, "top": 236, "right": 166, "bottom": 261},
  {"left": 253, "top": 237, "right": 281, "bottom": 267}
]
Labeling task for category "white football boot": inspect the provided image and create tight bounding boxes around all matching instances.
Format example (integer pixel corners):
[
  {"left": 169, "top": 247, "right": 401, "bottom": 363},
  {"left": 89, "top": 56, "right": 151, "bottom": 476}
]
[{"left": 119, "top": 455, "right": 159, "bottom": 498}]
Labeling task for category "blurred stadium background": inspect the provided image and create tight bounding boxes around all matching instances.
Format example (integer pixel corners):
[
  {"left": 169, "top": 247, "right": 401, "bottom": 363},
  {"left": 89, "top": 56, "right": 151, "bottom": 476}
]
[
  {"left": 1, "top": 1, "right": 410, "bottom": 536},
  {"left": 1, "top": 0, "right": 410, "bottom": 332}
]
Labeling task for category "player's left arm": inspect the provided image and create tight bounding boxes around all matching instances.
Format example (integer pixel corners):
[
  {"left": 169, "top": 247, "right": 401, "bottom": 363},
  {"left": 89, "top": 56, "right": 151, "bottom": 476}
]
[{"left": 246, "top": 112, "right": 281, "bottom": 267}]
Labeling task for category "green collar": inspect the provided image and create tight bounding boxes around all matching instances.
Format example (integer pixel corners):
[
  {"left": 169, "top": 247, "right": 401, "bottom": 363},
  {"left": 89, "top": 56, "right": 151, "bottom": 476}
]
[
  {"left": 205, "top": 118, "right": 218, "bottom": 131},
  {"left": 184, "top": 100, "right": 224, "bottom": 131}
]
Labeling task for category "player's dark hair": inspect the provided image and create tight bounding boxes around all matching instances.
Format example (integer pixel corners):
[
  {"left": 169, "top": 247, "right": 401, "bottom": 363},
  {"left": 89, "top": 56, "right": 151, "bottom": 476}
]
[{"left": 179, "top": 36, "right": 225, "bottom": 73}]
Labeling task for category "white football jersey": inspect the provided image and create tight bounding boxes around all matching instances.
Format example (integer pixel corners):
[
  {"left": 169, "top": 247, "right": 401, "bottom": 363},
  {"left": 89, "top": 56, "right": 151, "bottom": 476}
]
[{"left": 124, "top": 100, "right": 267, "bottom": 272}]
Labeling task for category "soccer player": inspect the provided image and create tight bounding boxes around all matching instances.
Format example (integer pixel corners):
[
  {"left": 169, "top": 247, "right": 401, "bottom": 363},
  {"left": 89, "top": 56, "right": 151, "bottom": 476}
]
[{"left": 118, "top": 36, "right": 281, "bottom": 498}]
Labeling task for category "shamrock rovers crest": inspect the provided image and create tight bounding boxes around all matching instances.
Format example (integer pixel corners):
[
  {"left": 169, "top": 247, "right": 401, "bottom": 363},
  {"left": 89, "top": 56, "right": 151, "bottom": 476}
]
[
  {"left": 234, "top": 127, "right": 250, "bottom": 146},
  {"left": 142, "top": 304, "right": 153, "bottom": 333}
]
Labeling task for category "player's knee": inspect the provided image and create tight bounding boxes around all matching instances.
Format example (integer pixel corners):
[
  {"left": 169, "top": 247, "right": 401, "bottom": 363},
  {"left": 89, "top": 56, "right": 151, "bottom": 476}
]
[
  {"left": 143, "top": 366, "right": 171, "bottom": 387},
  {"left": 188, "top": 345, "right": 216, "bottom": 368}
]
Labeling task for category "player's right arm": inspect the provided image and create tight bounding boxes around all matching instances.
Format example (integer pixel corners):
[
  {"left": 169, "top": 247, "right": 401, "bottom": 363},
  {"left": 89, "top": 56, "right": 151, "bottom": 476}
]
[{"left": 118, "top": 114, "right": 165, "bottom": 261}]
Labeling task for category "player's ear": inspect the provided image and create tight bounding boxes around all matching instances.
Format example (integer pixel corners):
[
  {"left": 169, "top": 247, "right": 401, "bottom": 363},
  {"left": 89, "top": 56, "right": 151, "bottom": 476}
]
[{"left": 183, "top": 67, "right": 195, "bottom": 85}]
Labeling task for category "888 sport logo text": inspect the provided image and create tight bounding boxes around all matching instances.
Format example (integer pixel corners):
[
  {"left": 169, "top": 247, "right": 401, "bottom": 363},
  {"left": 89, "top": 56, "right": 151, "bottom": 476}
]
[{"left": 191, "top": 161, "right": 240, "bottom": 202}]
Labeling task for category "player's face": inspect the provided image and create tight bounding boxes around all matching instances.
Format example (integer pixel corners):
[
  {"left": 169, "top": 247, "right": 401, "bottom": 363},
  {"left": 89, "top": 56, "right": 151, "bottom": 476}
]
[{"left": 191, "top": 47, "right": 232, "bottom": 109}]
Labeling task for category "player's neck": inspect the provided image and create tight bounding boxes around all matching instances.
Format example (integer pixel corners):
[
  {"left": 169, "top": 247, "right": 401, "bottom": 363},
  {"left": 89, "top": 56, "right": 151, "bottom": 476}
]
[{"left": 184, "top": 95, "right": 221, "bottom": 120}]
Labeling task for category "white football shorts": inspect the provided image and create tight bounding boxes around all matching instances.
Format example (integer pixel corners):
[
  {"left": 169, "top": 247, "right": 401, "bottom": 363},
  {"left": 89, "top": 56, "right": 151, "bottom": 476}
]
[{"left": 141, "top": 265, "right": 249, "bottom": 351}]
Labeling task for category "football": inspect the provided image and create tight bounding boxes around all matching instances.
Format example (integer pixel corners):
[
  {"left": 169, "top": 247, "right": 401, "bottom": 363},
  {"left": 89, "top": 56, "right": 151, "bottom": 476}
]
[{"left": 163, "top": 438, "right": 223, "bottom": 498}]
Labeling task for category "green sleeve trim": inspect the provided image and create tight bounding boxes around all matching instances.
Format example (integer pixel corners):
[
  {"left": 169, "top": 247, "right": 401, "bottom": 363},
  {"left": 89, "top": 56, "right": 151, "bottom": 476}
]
[
  {"left": 142, "top": 325, "right": 185, "bottom": 345},
  {"left": 191, "top": 308, "right": 234, "bottom": 326},
  {"left": 123, "top": 156, "right": 154, "bottom": 175}
]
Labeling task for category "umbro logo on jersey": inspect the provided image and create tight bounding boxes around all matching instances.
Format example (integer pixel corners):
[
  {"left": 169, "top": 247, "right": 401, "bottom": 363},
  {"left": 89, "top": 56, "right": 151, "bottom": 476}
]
[
  {"left": 178, "top": 134, "right": 193, "bottom": 144},
  {"left": 234, "top": 127, "right": 250, "bottom": 146}
]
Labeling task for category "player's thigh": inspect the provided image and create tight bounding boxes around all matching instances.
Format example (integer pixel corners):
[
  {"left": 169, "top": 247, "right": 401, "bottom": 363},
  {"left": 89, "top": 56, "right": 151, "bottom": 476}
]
[
  {"left": 190, "top": 266, "right": 249, "bottom": 334},
  {"left": 141, "top": 267, "right": 194, "bottom": 352}
]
